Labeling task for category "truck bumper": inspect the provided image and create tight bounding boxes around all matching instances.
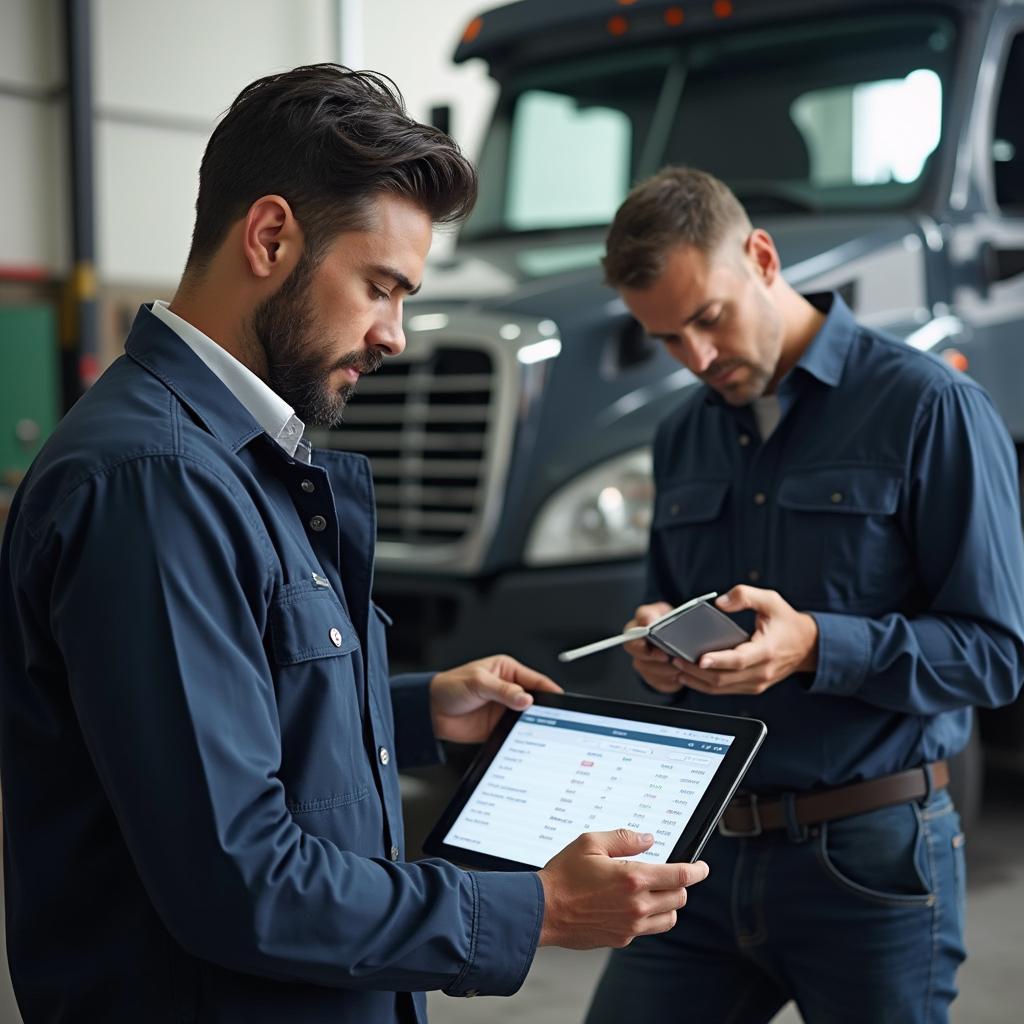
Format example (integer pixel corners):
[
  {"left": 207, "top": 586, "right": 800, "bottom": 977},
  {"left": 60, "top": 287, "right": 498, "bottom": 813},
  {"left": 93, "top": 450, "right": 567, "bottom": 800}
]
[{"left": 374, "top": 560, "right": 653, "bottom": 701}]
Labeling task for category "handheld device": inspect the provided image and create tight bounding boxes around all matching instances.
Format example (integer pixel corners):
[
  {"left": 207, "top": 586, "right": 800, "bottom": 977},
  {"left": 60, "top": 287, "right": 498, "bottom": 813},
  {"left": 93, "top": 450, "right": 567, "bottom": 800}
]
[
  {"left": 423, "top": 691, "right": 767, "bottom": 870},
  {"left": 558, "top": 593, "right": 750, "bottom": 664}
]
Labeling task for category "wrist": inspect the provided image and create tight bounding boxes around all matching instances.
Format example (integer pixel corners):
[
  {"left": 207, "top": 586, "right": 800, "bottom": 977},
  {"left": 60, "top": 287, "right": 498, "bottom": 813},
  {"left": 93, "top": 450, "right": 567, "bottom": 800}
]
[
  {"left": 536, "top": 869, "right": 558, "bottom": 946},
  {"left": 795, "top": 613, "right": 819, "bottom": 673}
]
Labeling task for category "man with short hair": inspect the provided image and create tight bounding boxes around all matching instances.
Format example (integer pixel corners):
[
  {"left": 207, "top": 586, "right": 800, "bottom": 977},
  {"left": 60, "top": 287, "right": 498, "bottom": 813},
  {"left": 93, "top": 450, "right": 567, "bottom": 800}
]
[
  {"left": 0, "top": 68, "right": 707, "bottom": 1024},
  {"left": 586, "top": 166, "right": 1024, "bottom": 1023}
]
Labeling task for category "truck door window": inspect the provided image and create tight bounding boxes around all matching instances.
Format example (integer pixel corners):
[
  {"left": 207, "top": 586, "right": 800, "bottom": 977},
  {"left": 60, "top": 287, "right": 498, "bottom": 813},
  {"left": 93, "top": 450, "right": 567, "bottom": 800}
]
[
  {"left": 993, "top": 33, "right": 1024, "bottom": 212},
  {"left": 792, "top": 71, "right": 942, "bottom": 189},
  {"left": 507, "top": 90, "right": 630, "bottom": 231}
]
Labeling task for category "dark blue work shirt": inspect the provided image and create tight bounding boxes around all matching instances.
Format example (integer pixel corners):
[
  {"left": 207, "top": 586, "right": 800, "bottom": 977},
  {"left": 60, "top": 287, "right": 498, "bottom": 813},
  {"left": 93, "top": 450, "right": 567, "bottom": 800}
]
[
  {"left": 0, "top": 307, "right": 542, "bottom": 1023},
  {"left": 648, "top": 293, "right": 1024, "bottom": 792}
]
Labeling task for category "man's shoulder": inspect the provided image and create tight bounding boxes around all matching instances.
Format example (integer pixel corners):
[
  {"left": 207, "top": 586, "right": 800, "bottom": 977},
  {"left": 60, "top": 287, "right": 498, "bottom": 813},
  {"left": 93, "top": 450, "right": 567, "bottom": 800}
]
[
  {"left": 847, "top": 320, "right": 979, "bottom": 404},
  {"left": 15, "top": 354, "right": 241, "bottom": 531}
]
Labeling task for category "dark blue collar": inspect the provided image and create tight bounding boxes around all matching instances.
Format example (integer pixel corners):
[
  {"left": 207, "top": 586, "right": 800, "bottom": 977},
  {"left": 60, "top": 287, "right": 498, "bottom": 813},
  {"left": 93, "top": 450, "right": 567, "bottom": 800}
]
[
  {"left": 124, "top": 304, "right": 265, "bottom": 453},
  {"left": 790, "top": 291, "right": 858, "bottom": 389},
  {"left": 703, "top": 291, "right": 857, "bottom": 409}
]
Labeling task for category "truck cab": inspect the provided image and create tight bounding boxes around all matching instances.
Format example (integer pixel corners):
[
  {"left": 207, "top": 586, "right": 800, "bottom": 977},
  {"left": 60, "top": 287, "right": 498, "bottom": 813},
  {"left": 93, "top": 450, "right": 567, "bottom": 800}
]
[{"left": 309, "top": 0, "right": 1024, "bottom": 765}]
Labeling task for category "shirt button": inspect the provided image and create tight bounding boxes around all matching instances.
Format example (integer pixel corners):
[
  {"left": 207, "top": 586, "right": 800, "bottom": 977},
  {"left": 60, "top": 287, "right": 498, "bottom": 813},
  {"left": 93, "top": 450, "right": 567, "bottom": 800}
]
[
  {"left": 748, "top": 569, "right": 761, "bottom": 582},
  {"left": 300, "top": 479, "right": 315, "bottom": 494},
  {"left": 329, "top": 628, "right": 343, "bottom": 648},
  {"left": 738, "top": 433, "right": 751, "bottom": 447},
  {"left": 309, "top": 515, "right": 327, "bottom": 532},
  {"left": 379, "top": 747, "right": 390, "bottom": 767},
  {"left": 830, "top": 491, "right": 844, "bottom": 504},
  {"left": 753, "top": 492, "right": 766, "bottom": 506},
  {"left": 390, "top": 845, "right": 400, "bottom": 861}
]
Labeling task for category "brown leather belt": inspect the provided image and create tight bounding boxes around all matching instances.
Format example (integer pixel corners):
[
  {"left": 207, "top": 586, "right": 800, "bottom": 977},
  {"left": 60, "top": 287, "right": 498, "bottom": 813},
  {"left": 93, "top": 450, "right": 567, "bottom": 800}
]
[{"left": 718, "top": 761, "right": 949, "bottom": 837}]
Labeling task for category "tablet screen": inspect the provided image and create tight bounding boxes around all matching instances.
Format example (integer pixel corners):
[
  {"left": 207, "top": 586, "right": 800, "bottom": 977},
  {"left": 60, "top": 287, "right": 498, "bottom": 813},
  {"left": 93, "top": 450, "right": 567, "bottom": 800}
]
[{"left": 441, "top": 703, "right": 737, "bottom": 867}]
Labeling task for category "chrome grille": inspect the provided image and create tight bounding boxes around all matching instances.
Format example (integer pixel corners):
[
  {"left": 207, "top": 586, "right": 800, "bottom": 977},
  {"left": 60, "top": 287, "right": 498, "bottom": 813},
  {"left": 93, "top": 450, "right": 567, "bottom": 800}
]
[{"left": 314, "top": 345, "right": 495, "bottom": 544}]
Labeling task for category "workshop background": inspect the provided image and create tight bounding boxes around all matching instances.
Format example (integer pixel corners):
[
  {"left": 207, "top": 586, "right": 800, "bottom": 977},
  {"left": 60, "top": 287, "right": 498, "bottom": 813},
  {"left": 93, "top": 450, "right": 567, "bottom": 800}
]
[{"left": 1, "top": 1, "right": 1023, "bottom": 1021}]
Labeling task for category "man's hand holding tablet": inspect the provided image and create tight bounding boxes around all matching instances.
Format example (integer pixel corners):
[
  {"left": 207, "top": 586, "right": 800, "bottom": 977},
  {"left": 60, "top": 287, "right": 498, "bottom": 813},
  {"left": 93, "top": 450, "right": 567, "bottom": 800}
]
[
  {"left": 537, "top": 830, "right": 709, "bottom": 949},
  {"left": 426, "top": 656, "right": 712, "bottom": 949}
]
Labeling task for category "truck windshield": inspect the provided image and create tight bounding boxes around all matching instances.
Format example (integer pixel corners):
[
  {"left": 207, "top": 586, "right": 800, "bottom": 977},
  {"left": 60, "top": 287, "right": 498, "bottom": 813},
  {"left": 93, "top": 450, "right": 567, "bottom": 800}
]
[{"left": 464, "top": 12, "right": 956, "bottom": 238}]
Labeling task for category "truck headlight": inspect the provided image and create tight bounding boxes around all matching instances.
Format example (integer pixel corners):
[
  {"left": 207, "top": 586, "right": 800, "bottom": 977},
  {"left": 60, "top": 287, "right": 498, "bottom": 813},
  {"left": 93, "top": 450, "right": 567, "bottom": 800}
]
[{"left": 524, "top": 448, "right": 654, "bottom": 566}]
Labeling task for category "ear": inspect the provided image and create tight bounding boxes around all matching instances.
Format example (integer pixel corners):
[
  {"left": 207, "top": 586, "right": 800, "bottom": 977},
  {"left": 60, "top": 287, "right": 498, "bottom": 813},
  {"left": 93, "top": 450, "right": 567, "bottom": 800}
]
[
  {"left": 743, "top": 228, "right": 781, "bottom": 288},
  {"left": 241, "top": 195, "right": 302, "bottom": 280}
]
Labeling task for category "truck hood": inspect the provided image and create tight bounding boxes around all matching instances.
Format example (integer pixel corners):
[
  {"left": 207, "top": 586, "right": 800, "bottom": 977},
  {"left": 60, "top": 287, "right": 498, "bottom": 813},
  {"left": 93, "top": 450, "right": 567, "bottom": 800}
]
[{"left": 416, "top": 213, "right": 923, "bottom": 316}]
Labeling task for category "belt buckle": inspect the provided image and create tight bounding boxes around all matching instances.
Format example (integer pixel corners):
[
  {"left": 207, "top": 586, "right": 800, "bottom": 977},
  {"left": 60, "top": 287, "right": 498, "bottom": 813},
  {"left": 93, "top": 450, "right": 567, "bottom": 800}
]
[{"left": 718, "top": 793, "right": 762, "bottom": 838}]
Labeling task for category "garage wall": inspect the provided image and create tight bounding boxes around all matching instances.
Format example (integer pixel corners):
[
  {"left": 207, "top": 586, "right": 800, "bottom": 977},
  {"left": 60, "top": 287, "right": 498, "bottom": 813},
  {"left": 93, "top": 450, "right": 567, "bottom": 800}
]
[
  {"left": 0, "top": 0, "right": 496, "bottom": 288},
  {"left": 0, "top": 0, "right": 67, "bottom": 275}
]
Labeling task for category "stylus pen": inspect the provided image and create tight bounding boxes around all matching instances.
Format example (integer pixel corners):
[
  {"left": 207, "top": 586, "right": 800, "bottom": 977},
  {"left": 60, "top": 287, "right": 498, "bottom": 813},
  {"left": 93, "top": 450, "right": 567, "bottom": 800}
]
[{"left": 557, "top": 592, "right": 718, "bottom": 663}]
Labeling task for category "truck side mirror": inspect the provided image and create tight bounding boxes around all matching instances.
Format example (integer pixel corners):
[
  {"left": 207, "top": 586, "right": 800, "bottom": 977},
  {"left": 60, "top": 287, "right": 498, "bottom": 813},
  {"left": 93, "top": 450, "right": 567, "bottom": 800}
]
[
  {"left": 979, "top": 241, "right": 1024, "bottom": 292},
  {"left": 430, "top": 104, "right": 453, "bottom": 136}
]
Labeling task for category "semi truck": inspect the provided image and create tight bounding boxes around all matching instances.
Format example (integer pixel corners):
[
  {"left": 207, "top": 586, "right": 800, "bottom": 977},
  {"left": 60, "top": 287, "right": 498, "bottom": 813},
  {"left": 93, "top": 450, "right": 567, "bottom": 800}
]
[{"left": 308, "top": 0, "right": 1024, "bottom": 809}]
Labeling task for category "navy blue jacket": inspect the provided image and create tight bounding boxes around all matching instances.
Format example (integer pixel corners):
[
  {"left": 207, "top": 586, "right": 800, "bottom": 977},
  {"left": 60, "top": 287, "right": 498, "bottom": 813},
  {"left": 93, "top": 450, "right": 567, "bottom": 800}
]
[
  {"left": 648, "top": 294, "right": 1024, "bottom": 791},
  {"left": 0, "top": 307, "right": 542, "bottom": 1023}
]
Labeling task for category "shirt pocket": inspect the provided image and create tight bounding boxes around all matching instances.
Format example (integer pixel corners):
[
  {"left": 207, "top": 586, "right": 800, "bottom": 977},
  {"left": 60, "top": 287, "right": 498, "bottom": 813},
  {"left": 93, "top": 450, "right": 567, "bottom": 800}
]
[
  {"left": 650, "top": 480, "right": 732, "bottom": 595},
  {"left": 776, "top": 467, "right": 907, "bottom": 609},
  {"left": 267, "top": 583, "right": 371, "bottom": 813}
]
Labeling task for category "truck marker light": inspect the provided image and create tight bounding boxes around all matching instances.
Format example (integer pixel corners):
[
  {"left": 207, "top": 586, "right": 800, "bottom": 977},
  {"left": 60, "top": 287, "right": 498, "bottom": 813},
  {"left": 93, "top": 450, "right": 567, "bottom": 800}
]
[
  {"left": 665, "top": 7, "right": 685, "bottom": 27},
  {"left": 462, "top": 17, "right": 483, "bottom": 44},
  {"left": 713, "top": 0, "right": 734, "bottom": 17},
  {"left": 941, "top": 349, "right": 969, "bottom": 372},
  {"left": 608, "top": 15, "right": 630, "bottom": 36}
]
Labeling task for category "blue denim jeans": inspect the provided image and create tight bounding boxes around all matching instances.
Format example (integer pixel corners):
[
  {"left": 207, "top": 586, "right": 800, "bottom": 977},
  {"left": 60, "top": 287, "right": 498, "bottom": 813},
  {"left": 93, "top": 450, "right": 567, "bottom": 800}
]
[{"left": 585, "top": 790, "right": 967, "bottom": 1024}]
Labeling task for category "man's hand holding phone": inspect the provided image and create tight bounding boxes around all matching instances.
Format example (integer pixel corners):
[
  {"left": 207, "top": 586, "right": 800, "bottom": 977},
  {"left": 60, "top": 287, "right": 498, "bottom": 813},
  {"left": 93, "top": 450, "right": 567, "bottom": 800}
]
[
  {"left": 627, "top": 587, "right": 819, "bottom": 696},
  {"left": 623, "top": 602, "right": 684, "bottom": 693}
]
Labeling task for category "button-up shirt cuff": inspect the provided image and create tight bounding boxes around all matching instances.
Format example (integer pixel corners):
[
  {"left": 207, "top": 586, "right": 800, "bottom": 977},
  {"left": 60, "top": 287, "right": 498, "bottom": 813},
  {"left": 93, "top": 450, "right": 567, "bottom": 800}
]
[
  {"left": 445, "top": 871, "right": 544, "bottom": 998},
  {"left": 389, "top": 673, "right": 445, "bottom": 769},
  {"left": 807, "top": 612, "right": 872, "bottom": 698}
]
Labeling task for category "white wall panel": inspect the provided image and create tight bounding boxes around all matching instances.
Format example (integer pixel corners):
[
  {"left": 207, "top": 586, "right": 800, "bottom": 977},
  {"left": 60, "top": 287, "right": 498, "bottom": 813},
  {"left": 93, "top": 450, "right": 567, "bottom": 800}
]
[
  {"left": 94, "top": 0, "right": 336, "bottom": 121},
  {"left": 0, "top": 94, "right": 68, "bottom": 273},
  {"left": 0, "top": 0, "right": 61, "bottom": 90},
  {"left": 0, "top": 0, "right": 66, "bottom": 273},
  {"left": 96, "top": 119, "right": 207, "bottom": 285},
  {"left": 363, "top": 0, "right": 497, "bottom": 165},
  {"left": 94, "top": 0, "right": 336, "bottom": 282}
]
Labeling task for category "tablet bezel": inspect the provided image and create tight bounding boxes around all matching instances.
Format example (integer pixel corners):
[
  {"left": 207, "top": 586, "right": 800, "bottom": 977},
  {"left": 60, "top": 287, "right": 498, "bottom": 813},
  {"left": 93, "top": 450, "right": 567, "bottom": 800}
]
[{"left": 423, "top": 691, "right": 766, "bottom": 871}]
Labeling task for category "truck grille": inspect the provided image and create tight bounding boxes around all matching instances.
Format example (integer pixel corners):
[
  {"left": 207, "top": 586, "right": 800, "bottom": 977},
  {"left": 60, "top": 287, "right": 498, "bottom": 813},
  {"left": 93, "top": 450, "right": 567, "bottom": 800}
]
[{"left": 314, "top": 345, "right": 496, "bottom": 544}]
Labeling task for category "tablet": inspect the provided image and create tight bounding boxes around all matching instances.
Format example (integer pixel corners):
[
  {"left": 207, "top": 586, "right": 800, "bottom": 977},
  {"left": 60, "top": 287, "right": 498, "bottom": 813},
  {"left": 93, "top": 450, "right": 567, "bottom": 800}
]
[{"left": 423, "top": 692, "right": 766, "bottom": 871}]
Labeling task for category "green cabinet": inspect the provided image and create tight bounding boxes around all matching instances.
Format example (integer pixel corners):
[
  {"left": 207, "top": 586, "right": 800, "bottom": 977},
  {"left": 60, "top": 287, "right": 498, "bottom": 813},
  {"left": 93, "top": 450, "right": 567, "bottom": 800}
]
[{"left": 0, "top": 305, "right": 59, "bottom": 485}]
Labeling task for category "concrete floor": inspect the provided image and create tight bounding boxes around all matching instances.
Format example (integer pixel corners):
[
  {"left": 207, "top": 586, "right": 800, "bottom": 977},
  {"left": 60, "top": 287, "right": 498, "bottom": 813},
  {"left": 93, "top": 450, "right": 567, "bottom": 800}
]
[{"left": 0, "top": 768, "right": 1020, "bottom": 1022}]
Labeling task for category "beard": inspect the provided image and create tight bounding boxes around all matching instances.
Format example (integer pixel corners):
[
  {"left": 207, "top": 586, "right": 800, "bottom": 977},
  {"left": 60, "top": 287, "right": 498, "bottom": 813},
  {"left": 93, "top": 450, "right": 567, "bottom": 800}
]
[
  {"left": 702, "top": 288, "right": 781, "bottom": 405},
  {"left": 249, "top": 252, "right": 384, "bottom": 428}
]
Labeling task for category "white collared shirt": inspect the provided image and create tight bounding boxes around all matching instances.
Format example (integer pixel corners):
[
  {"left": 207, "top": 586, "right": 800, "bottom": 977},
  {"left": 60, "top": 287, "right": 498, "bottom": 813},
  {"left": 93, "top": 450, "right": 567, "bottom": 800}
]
[{"left": 150, "top": 300, "right": 309, "bottom": 461}]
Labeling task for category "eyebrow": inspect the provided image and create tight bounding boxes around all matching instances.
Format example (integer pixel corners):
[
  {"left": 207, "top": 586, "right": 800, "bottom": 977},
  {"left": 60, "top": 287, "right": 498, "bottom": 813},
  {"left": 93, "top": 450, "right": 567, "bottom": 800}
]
[
  {"left": 373, "top": 265, "right": 421, "bottom": 296},
  {"left": 652, "top": 300, "right": 718, "bottom": 340}
]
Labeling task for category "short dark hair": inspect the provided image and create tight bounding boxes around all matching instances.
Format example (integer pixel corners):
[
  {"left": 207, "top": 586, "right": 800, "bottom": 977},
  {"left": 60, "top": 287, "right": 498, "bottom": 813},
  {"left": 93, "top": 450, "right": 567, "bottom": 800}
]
[
  {"left": 603, "top": 166, "right": 751, "bottom": 289},
  {"left": 185, "top": 64, "right": 477, "bottom": 272}
]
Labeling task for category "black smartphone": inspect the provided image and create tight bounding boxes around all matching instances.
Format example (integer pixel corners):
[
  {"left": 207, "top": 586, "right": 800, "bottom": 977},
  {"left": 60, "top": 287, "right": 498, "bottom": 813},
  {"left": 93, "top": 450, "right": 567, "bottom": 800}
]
[{"left": 647, "top": 601, "right": 750, "bottom": 662}]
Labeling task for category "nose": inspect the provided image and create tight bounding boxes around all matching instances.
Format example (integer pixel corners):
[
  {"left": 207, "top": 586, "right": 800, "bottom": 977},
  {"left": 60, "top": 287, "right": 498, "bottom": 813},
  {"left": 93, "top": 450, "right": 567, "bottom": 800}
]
[
  {"left": 367, "top": 304, "right": 406, "bottom": 356},
  {"left": 680, "top": 332, "right": 716, "bottom": 375}
]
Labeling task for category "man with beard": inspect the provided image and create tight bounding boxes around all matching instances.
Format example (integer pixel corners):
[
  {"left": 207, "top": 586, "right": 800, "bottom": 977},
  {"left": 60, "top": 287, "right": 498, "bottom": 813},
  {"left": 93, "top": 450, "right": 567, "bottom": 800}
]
[
  {"left": 0, "top": 68, "right": 708, "bottom": 1024},
  {"left": 584, "top": 166, "right": 1024, "bottom": 1023}
]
